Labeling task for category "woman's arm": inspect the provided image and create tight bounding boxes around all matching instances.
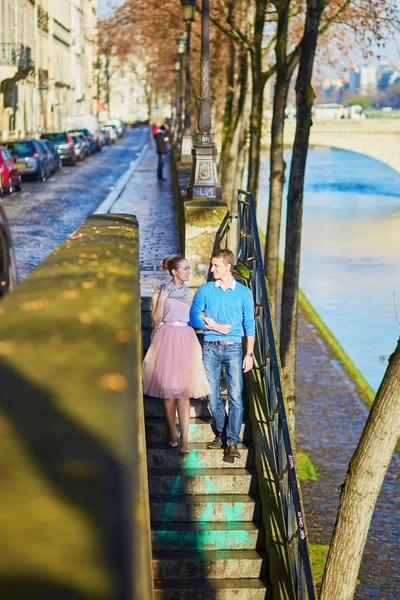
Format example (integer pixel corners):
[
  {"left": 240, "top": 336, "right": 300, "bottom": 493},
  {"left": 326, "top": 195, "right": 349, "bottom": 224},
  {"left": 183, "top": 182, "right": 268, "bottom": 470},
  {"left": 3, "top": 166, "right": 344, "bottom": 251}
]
[{"left": 151, "top": 286, "right": 170, "bottom": 326}]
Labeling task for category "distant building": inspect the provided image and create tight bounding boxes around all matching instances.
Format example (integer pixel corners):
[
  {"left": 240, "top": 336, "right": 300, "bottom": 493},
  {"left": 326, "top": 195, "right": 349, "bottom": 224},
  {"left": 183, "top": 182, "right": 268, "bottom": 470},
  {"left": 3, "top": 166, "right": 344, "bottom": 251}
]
[
  {"left": 349, "top": 65, "right": 377, "bottom": 96},
  {"left": 0, "top": 0, "right": 98, "bottom": 141},
  {"left": 378, "top": 62, "right": 400, "bottom": 91}
]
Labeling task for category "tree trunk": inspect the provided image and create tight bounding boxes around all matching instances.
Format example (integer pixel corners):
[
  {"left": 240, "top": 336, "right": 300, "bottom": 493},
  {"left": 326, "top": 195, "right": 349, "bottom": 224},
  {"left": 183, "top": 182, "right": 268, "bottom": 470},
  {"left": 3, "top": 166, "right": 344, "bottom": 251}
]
[
  {"left": 279, "top": 0, "right": 323, "bottom": 434},
  {"left": 264, "top": 0, "right": 292, "bottom": 310},
  {"left": 320, "top": 340, "right": 400, "bottom": 600},
  {"left": 220, "top": 45, "right": 249, "bottom": 215},
  {"left": 264, "top": 1, "right": 301, "bottom": 311},
  {"left": 246, "top": 0, "right": 268, "bottom": 200}
]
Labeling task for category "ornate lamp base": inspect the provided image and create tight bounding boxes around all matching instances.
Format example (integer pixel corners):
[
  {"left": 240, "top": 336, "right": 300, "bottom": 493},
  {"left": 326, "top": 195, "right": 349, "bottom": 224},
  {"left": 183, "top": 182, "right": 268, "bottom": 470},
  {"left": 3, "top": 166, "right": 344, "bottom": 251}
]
[{"left": 186, "top": 146, "right": 222, "bottom": 200}]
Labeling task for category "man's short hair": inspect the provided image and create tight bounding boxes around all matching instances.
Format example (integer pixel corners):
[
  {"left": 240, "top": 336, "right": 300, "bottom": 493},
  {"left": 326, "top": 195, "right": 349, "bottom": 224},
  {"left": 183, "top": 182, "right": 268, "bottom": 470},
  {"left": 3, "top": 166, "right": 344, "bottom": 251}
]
[{"left": 211, "top": 248, "right": 235, "bottom": 268}]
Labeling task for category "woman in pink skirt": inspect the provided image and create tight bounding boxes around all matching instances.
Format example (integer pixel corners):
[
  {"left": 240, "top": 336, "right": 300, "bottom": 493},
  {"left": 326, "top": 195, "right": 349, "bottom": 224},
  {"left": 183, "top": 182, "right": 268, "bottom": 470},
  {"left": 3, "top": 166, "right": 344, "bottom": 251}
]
[{"left": 142, "top": 256, "right": 210, "bottom": 454}]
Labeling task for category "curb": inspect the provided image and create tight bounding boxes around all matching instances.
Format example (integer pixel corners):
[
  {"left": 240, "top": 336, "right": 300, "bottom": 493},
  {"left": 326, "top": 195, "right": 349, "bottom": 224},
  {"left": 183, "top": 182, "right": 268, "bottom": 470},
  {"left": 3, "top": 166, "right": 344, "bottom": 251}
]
[{"left": 94, "top": 142, "right": 149, "bottom": 214}]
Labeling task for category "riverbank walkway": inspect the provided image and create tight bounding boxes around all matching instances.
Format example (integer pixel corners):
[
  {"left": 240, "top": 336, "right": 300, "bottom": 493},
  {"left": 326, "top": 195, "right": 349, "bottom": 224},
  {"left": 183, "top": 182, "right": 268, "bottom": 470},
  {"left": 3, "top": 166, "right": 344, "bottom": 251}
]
[{"left": 104, "top": 139, "right": 399, "bottom": 599}]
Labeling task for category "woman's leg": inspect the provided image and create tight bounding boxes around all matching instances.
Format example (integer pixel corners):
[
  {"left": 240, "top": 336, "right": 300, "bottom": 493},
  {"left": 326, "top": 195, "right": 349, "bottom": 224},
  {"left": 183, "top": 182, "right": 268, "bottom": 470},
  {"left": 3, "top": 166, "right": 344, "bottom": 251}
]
[
  {"left": 176, "top": 396, "right": 190, "bottom": 451},
  {"left": 163, "top": 398, "right": 178, "bottom": 444}
]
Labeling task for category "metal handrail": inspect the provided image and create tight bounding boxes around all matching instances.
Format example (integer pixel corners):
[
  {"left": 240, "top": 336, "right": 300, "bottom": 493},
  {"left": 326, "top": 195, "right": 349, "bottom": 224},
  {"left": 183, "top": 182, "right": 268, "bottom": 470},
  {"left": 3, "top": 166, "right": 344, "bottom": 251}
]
[{"left": 236, "top": 189, "right": 316, "bottom": 600}]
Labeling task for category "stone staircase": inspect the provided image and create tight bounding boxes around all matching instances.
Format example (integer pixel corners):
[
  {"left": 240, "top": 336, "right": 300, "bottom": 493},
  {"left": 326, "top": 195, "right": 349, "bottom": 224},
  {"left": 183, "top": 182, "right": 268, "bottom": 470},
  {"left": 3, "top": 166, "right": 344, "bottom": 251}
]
[{"left": 145, "top": 396, "right": 271, "bottom": 599}]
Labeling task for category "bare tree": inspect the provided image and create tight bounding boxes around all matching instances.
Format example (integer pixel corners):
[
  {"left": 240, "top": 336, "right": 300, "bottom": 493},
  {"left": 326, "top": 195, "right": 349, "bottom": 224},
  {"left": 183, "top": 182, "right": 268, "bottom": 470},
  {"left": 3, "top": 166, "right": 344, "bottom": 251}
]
[
  {"left": 280, "top": 0, "right": 324, "bottom": 434},
  {"left": 320, "top": 339, "right": 400, "bottom": 600}
]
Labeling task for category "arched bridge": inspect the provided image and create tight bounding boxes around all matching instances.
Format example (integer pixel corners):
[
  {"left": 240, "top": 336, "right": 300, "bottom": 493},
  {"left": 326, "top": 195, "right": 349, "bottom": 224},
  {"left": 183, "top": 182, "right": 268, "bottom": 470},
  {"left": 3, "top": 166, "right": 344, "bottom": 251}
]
[{"left": 264, "top": 119, "right": 400, "bottom": 175}]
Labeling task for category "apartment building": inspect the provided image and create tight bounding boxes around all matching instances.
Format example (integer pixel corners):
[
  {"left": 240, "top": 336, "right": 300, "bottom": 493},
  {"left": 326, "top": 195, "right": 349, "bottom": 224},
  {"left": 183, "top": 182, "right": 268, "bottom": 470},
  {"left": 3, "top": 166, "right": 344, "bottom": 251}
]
[{"left": 0, "top": 0, "right": 98, "bottom": 141}]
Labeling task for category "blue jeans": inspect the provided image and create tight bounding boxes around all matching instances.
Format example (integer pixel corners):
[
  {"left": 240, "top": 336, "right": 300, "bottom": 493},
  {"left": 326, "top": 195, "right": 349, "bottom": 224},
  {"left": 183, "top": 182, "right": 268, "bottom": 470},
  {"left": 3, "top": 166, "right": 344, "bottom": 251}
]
[
  {"left": 157, "top": 155, "right": 164, "bottom": 180},
  {"left": 202, "top": 342, "right": 243, "bottom": 445}
]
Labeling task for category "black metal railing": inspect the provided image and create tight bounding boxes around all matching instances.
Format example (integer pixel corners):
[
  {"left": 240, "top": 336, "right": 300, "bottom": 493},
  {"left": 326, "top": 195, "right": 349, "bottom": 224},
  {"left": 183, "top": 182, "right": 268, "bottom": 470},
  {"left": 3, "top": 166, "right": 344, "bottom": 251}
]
[
  {"left": 237, "top": 189, "right": 316, "bottom": 600},
  {"left": 0, "top": 43, "right": 34, "bottom": 70}
]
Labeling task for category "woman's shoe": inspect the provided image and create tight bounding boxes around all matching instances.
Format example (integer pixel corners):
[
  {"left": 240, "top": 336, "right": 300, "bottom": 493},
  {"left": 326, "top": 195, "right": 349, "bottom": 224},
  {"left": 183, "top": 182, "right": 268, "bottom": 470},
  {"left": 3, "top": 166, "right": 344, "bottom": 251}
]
[
  {"left": 167, "top": 432, "right": 180, "bottom": 448},
  {"left": 179, "top": 448, "right": 190, "bottom": 455}
]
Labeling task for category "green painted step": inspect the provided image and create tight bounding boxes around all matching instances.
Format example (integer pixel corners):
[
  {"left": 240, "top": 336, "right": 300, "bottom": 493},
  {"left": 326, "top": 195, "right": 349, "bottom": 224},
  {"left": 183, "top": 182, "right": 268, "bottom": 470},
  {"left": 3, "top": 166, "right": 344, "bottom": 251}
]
[
  {"left": 151, "top": 521, "right": 264, "bottom": 551},
  {"left": 148, "top": 468, "right": 258, "bottom": 496},
  {"left": 147, "top": 442, "right": 254, "bottom": 469},
  {"left": 154, "top": 578, "right": 271, "bottom": 600},
  {"left": 153, "top": 549, "right": 267, "bottom": 579},
  {"left": 150, "top": 493, "right": 261, "bottom": 523},
  {"left": 145, "top": 417, "right": 252, "bottom": 443}
]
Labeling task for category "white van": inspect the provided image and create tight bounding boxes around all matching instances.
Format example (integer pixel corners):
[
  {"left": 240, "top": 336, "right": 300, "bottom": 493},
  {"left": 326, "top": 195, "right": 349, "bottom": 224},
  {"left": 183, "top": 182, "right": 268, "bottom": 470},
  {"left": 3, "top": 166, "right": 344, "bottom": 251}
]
[
  {"left": 103, "top": 118, "right": 125, "bottom": 137},
  {"left": 66, "top": 115, "right": 101, "bottom": 151}
]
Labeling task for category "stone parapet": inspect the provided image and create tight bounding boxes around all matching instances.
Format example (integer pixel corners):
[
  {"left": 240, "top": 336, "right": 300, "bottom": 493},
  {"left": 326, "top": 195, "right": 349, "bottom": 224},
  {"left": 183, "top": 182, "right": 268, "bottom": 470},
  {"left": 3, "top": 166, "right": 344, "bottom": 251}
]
[{"left": 184, "top": 199, "right": 229, "bottom": 287}]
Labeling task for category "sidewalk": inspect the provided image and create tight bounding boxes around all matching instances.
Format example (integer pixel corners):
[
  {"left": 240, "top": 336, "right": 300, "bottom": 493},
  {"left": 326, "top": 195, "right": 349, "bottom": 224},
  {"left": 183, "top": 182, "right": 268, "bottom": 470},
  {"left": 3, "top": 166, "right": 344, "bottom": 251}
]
[
  {"left": 97, "top": 142, "right": 181, "bottom": 297},
  {"left": 97, "top": 143, "right": 398, "bottom": 598}
]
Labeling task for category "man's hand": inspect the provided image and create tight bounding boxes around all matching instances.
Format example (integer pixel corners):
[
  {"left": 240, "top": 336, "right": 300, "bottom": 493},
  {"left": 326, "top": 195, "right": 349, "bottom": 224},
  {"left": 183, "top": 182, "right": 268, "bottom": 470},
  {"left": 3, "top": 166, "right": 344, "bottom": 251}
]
[
  {"left": 242, "top": 355, "right": 254, "bottom": 373},
  {"left": 215, "top": 323, "right": 232, "bottom": 335},
  {"left": 204, "top": 317, "right": 231, "bottom": 335}
]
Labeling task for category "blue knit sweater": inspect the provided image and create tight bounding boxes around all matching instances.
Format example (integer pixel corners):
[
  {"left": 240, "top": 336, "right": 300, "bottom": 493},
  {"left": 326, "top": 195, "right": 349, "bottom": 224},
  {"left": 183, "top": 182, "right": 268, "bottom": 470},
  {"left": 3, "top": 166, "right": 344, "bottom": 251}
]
[{"left": 189, "top": 280, "right": 255, "bottom": 342}]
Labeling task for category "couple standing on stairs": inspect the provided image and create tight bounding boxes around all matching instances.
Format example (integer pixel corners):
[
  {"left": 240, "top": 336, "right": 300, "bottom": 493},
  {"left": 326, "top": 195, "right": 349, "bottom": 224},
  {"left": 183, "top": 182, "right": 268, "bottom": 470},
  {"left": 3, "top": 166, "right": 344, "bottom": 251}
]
[{"left": 142, "top": 248, "right": 255, "bottom": 460}]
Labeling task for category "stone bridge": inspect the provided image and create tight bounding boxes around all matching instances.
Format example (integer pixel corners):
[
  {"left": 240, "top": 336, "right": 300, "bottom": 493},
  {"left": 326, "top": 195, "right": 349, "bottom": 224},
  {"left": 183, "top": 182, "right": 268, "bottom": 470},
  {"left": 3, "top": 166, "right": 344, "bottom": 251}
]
[{"left": 263, "top": 119, "right": 400, "bottom": 175}]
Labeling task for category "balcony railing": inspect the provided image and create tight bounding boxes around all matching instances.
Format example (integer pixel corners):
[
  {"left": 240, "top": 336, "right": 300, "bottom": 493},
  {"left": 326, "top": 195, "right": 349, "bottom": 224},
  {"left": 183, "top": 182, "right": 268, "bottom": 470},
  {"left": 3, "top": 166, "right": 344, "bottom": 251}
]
[{"left": 0, "top": 43, "right": 34, "bottom": 71}]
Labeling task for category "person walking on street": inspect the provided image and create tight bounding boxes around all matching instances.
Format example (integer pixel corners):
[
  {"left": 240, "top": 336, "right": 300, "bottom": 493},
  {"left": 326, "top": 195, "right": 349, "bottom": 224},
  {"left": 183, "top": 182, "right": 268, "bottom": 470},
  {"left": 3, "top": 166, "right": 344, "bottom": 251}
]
[
  {"left": 189, "top": 249, "right": 255, "bottom": 460},
  {"left": 155, "top": 125, "right": 169, "bottom": 182}
]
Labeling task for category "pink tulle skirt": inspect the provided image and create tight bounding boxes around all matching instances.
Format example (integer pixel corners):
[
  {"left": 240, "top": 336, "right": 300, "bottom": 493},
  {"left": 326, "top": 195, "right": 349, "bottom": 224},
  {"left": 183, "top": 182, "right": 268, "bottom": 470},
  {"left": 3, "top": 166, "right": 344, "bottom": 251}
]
[{"left": 142, "top": 323, "right": 210, "bottom": 399}]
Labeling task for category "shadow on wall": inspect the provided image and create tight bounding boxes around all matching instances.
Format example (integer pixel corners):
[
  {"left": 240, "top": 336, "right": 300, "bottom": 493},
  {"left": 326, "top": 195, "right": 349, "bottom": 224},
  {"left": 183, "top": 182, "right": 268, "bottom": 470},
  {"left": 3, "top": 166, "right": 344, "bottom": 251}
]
[{"left": 0, "top": 359, "right": 130, "bottom": 600}]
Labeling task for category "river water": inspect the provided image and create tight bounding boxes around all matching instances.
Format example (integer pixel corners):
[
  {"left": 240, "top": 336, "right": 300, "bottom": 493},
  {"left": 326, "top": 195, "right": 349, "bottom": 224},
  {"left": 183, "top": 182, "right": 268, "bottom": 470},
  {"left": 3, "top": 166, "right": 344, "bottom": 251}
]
[{"left": 258, "top": 147, "right": 400, "bottom": 391}]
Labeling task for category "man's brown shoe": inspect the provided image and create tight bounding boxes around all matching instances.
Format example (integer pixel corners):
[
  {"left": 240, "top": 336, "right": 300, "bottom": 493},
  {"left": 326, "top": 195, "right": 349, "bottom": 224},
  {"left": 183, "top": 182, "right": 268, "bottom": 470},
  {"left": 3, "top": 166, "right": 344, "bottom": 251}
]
[
  {"left": 226, "top": 443, "right": 241, "bottom": 459},
  {"left": 207, "top": 435, "right": 223, "bottom": 449}
]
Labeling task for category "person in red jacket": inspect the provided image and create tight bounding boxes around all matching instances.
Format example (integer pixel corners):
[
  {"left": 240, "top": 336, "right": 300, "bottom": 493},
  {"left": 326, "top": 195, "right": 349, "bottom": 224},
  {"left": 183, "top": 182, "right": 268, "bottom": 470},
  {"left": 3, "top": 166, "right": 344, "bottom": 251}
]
[{"left": 151, "top": 123, "right": 159, "bottom": 140}]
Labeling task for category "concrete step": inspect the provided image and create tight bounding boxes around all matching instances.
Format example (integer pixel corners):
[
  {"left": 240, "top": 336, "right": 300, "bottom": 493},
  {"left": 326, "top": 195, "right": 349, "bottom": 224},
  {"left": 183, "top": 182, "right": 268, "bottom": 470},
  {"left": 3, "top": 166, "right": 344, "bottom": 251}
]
[
  {"left": 151, "top": 521, "right": 264, "bottom": 551},
  {"left": 150, "top": 493, "right": 261, "bottom": 523},
  {"left": 147, "top": 443, "right": 254, "bottom": 470},
  {"left": 144, "top": 396, "right": 211, "bottom": 418},
  {"left": 154, "top": 578, "right": 271, "bottom": 600},
  {"left": 153, "top": 549, "right": 267, "bottom": 580},
  {"left": 144, "top": 396, "right": 248, "bottom": 419},
  {"left": 145, "top": 417, "right": 252, "bottom": 444},
  {"left": 148, "top": 468, "right": 258, "bottom": 496}
]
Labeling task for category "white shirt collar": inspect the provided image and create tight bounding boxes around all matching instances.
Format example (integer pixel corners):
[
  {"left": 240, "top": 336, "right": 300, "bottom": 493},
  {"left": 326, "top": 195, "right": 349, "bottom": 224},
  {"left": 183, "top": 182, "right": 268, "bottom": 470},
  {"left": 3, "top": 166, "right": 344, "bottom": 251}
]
[{"left": 215, "top": 277, "right": 236, "bottom": 291}]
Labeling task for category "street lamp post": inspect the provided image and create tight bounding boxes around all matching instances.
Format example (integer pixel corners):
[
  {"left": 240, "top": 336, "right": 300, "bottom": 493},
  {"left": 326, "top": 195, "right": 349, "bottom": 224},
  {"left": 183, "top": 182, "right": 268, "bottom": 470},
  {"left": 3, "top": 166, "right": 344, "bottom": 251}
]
[
  {"left": 176, "top": 34, "right": 186, "bottom": 142},
  {"left": 180, "top": 0, "right": 197, "bottom": 161},
  {"left": 173, "top": 53, "right": 183, "bottom": 142},
  {"left": 187, "top": 0, "right": 222, "bottom": 200}
]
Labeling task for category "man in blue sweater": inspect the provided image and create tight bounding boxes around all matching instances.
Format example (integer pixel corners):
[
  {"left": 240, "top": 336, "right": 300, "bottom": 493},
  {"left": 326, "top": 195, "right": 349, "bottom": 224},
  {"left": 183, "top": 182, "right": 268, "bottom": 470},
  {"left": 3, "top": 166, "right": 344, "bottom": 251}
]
[{"left": 189, "top": 249, "right": 255, "bottom": 459}]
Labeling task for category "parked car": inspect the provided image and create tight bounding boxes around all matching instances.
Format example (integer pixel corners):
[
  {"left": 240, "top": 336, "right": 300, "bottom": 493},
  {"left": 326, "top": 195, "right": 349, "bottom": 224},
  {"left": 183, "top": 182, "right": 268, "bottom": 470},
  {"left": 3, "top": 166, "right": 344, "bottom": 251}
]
[
  {"left": 5, "top": 139, "right": 49, "bottom": 181},
  {"left": 66, "top": 115, "right": 101, "bottom": 151},
  {"left": 0, "top": 204, "right": 18, "bottom": 296},
  {"left": 0, "top": 146, "right": 22, "bottom": 194},
  {"left": 68, "top": 128, "right": 95, "bottom": 154},
  {"left": 100, "top": 128, "right": 112, "bottom": 145},
  {"left": 41, "top": 139, "right": 61, "bottom": 173},
  {"left": 71, "top": 134, "right": 86, "bottom": 161},
  {"left": 102, "top": 125, "right": 118, "bottom": 143},
  {"left": 103, "top": 118, "right": 125, "bottom": 137},
  {"left": 40, "top": 132, "right": 77, "bottom": 166},
  {"left": 37, "top": 140, "right": 53, "bottom": 178}
]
